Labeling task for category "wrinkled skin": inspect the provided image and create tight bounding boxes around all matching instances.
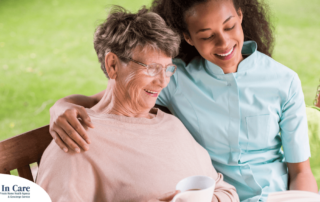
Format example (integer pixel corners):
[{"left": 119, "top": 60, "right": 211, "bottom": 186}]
[{"left": 91, "top": 46, "right": 171, "bottom": 119}]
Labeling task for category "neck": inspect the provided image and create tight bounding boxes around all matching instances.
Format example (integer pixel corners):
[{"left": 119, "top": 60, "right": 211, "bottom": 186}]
[
  {"left": 91, "top": 80, "right": 153, "bottom": 119},
  {"left": 222, "top": 54, "right": 244, "bottom": 74},
  {"left": 222, "top": 65, "right": 238, "bottom": 74}
]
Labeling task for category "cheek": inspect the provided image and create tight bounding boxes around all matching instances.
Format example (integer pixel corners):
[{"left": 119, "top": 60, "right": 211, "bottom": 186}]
[
  {"left": 234, "top": 24, "right": 244, "bottom": 42},
  {"left": 121, "top": 70, "right": 145, "bottom": 96},
  {"left": 126, "top": 74, "right": 152, "bottom": 95},
  {"left": 165, "top": 77, "right": 170, "bottom": 87},
  {"left": 194, "top": 40, "right": 212, "bottom": 56}
]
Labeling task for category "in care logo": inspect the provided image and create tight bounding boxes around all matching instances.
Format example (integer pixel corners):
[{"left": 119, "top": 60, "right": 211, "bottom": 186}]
[
  {"left": 0, "top": 174, "right": 52, "bottom": 201},
  {"left": 2, "top": 185, "right": 30, "bottom": 192},
  {"left": 0, "top": 184, "right": 31, "bottom": 199}
]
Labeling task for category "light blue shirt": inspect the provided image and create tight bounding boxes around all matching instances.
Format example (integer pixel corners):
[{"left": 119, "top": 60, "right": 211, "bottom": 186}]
[{"left": 156, "top": 41, "right": 311, "bottom": 202}]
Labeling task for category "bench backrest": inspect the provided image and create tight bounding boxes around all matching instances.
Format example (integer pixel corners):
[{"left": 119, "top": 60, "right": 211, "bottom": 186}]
[{"left": 0, "top": 125, "right": 52, "bottom": 182}]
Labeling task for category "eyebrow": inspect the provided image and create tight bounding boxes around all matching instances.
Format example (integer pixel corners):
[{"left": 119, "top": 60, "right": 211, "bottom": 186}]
[
  {"left": 223, "top": 15, "right": 234, "bottom": 24},
  {"left": 196, "top": 15, "right": 234, "bottom": 34}
]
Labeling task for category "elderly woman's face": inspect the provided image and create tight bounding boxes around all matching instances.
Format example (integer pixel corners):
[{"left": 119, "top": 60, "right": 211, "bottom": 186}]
[{"left": 116, "top": 47, "right": 171, "bottom": 112}]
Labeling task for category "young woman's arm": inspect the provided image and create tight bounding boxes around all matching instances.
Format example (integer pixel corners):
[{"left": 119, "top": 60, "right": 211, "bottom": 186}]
[
  {"left": 49, "top": 91, "right": 172, "bottom": 153},
  {"left": 287, "top": 159, "right": 318, "bottom": 192},
  {"left": 49, "top": 90, "right": 105, "bottom": 152}
]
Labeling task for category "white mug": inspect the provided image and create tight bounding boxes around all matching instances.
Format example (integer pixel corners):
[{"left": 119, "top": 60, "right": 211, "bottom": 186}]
[{"left": 171, "top": 175, "right": 215, "bottom": 202}]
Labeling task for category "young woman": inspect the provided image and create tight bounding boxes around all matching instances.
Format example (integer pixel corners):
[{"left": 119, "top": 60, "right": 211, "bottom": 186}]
[{"left": 49, "top": 0, "right": 318, "bottom": 201}]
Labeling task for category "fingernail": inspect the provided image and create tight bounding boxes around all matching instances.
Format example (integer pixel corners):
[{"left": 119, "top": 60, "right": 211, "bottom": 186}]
[
  {"left": 75, "top": 148, "right": 81, "bottom": 153},
  {"left": 63, "top": 148, "right": 68, "bottom": 153}
]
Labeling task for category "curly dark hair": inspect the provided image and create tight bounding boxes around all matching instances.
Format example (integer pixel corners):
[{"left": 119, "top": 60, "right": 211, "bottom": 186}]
[{"left": 151, "top": 0, "right": 275, "bottom": 63}]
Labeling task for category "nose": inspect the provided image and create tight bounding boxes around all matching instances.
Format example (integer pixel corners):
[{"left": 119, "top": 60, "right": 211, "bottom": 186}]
[
  {"left": 215, "top": 32, "right": 229, "bottom": 49},
  {"left": 154, "top": 68, "right": 167, "bottom": 88}
]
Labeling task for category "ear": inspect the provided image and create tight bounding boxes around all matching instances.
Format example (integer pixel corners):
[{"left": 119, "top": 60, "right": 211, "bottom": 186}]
[
  {"left": 104, "top": 52, "right": 119, "bottom": 79},
  {"left": 183, "top": 33, "right": 194, "bottom": 46},
  {"left": 237, "top": 8, "right": 243, "bottom": 24}
]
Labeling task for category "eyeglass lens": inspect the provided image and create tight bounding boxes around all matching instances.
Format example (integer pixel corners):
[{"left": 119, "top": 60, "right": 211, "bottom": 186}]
[{"left": 147, "top": 63, "right": 176, "bottom": 77}]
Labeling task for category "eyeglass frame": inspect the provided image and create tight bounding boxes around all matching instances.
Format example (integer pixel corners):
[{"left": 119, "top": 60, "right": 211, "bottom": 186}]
[{"left": 126, "top": 57, "right": 177, "bottom": 77}]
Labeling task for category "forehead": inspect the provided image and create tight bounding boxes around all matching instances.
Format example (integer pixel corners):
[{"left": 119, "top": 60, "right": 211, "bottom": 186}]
[
  {"left": 186, "top": 0, "right": 237, "bottom": 31},
  {"left": 131, "top": 45, "right": 172, "bottom": 64}
]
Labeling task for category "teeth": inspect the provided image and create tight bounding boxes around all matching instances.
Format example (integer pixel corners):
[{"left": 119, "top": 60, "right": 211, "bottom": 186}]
[
  {"left": 217, "top": 47, "right": 234, "bottom": 57},
  {"left": 145, "top": 89, "right": 157, "bottom": 94}
]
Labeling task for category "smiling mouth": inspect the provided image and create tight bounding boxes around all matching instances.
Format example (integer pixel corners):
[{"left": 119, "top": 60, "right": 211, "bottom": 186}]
[
  {"left": 214, "top": 45, "right": 236, "bottom": 60},
  {"left": 144, "top": 89, "right": 159, "bottom": 97}
]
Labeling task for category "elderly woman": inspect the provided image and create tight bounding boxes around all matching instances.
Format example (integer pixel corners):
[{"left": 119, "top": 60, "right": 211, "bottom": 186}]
[{"left": 36, "top": 6, "right": 239, "bottom": 202}]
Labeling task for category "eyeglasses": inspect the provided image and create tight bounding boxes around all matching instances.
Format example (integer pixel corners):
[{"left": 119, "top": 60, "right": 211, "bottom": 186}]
[{"left": 128, "top": 58, "right": 177, "bottom": 77}]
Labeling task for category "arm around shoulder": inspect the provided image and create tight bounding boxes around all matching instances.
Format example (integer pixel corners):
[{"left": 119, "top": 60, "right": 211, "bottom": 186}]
[
  {"left": 50, "top": 90, "right": 105, "bottom": 115},
  {"left": 49, "top": 90, "right": 105, "bottom": 152}
]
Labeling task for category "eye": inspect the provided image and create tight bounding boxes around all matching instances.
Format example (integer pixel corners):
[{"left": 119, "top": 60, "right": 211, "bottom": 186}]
[
  {"left": 225, "top": 24, "right": 235, "bottom": 31},
  {"left": 202, "top": 35, "right": 214, "bottom": 40}
]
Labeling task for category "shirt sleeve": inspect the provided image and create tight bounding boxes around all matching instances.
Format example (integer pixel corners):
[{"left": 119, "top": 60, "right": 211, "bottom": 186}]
[
  {"left": 36, "top": 142, "right": 98, "bottom": 202},
  {"left": 280, "top": 73, "right": 311, "bottom": 163},
  {"left": 211, "top": 171, "right": 239, "bottom": 202}
]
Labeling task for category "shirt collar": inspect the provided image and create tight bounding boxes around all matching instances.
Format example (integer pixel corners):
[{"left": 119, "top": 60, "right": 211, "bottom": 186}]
[{"left": 204, "top": 40, "right": 258, "bottom": 75}]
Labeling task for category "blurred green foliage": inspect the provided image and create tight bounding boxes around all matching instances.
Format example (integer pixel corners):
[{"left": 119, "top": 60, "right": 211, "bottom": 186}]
[{"left": 0, "top": 0, "right": 319, "bottom": 187}]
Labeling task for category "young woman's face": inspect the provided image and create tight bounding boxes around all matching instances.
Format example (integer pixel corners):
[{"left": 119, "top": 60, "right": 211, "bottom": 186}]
[{"left": 184, "top": 0, "right": 244, "bottom": 72}]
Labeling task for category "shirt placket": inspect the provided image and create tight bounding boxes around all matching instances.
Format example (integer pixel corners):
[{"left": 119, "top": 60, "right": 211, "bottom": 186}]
[
  {"left": 224, "top": 73, "right": 241, "bottom": 165},
  {"left": 226, "top": 73, "right": 262, "bottom": 201}
]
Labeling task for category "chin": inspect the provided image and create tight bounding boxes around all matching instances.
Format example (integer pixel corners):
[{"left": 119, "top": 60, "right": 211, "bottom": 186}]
[{"left": 148, "top": 103, "right": 156, "bottom": 109}]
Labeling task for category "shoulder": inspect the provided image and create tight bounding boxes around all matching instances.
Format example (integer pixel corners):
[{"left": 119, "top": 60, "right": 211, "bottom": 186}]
[
  {"left": 254, "top": 51, "right": 301, "bottom": 94},
  {"left": 159, "top": 109, "right": 183, "bottom": 125},
  {"left": 159, "top": 110, "right": 190, "bottom": 135},
  {"left": 173, "top": 56, "right": 204, "bottom": 73},
  {"left": 36, "top": 140, "right": 91, "bottom": 186},
  {"left": 158, "top": 109, "right": 212, "bottom": 157},
  {"left": 255, "top": 51, "right": 297, "bottom": 79},
  {"left": 39, "top": 141, "right": 91, "bottom": 168},
  {"left": 86, "top": 109, "right": 127, "bottom": 132},
  {"left": 159, "top": 110, "right": 204, "bottom": 145}
]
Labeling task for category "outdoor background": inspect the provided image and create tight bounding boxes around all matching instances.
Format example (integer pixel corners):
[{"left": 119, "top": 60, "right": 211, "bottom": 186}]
[{"left": 1, "top": 0, "right": 320, "bottom": 187}]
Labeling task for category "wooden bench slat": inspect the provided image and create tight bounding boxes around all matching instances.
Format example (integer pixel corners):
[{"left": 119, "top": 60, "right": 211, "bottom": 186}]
[
  {"left": 0, "top": 169, "right": 11, "bottom": 174},
  {"left": 0, "top": 125, "right": 52, "bottom": 171},
  {"left": 0, "top": 125, "right": 52, "bottom": 180},
  {"left": 17, "top": 165, "right": 34, "bottom": 182}
]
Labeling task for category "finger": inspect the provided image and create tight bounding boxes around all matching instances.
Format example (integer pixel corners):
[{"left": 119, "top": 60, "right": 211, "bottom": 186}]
[
  {"left": 66, "top": 114, "right": 91, "bottom": 145},
  {"left": 78, "top": 118, "right": 91, "bottom": 142},
  {"left": 59, "top": 120, "right": 90, "bottom": 151},
  {"left": 54, "top": 124, "right": 82, "bottom": 153},
  {"left": 77, "top": 107, "right": 94, "bottom": 128},
  {"left": 82, "top": 122, "right": 89, "bottom": 131},
  {"left": 158, "top": 190, "right": 180, "bottom": 201},
  {"left": 50, "top": 123, "right": 69, "bottom": 152},
  {"left": 51, "top": 130, "right": 68, "bottom": 153}
]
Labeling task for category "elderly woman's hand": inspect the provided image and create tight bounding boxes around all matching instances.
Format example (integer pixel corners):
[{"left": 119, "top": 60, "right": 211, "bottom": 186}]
[
  {"left": 50, "top": 100, "right": 94, "bottom": 153},
  {"left": 148, "top": 190, "right": 180, "bottom": 202}
]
